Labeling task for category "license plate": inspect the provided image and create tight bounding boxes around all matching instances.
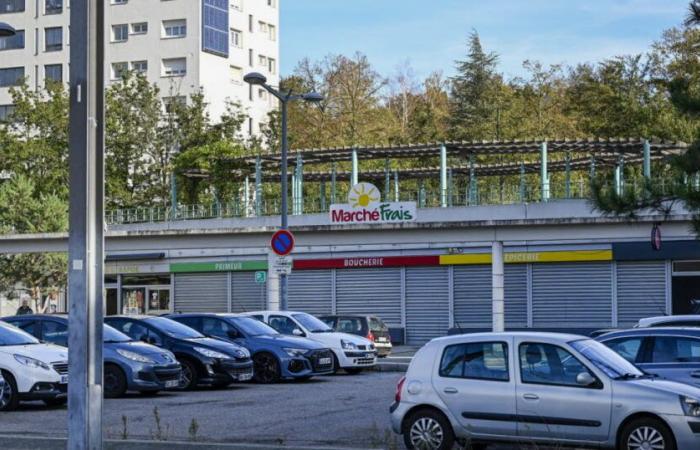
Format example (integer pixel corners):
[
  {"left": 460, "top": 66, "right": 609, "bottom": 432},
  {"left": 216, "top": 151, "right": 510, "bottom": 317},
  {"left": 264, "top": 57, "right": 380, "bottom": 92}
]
[
  {"left": 238, "top": 373, "right": 253, "bottom": 381},
  {"left": 60, "top": 375, "right": 68, "bottom": 384},
  {"left": 165, "top": 380, "right": 179, "bottom": 388},
  {"left": 319, "top": 357, "right": 332, "bottom": 365},
  {"left": 377, "top": 338, "right": 387, "bottom": 342},
  {"left": 365, "top": 353, "right": 375, "bottom": 359}
]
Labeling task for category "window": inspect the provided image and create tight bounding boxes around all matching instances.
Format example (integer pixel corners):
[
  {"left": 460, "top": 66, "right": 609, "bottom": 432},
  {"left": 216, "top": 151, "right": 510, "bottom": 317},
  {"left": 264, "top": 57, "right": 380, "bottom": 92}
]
[
  {"left": 258, "top": 21, "right": 267, "bottom": 34},
  {"left": 44, "top": 64, "right": 63, "bottom": 83},
  {"left": 202, "top": 0, "right": 228, "bottom": 57},
  {"left": 202, "top": 318, "right": 237, "bottom": 340},
  {"left": 267, "top": 57, "right": 276, "bottom": 74},
  {"left": 258, "top": 54, "right": 266, "bottom": 67},
  {"left": 268, "top": 316, "right": 299, "bottom": 335},
  {"left": 45, "top": 0, "right": 61, "bottom": 14},
  {"left": 112, "top": 320, "right": 148, "bottom": 341},
  {"left": 230, "top": 0, "right": 242, "bottom": 10},
  {"left": 248, "top": 14, "right": 253, "bottom": 32},
  {"left": 131, "top": 22, "right": 148, "bottom": 34},
  {"left": 42, "top": 321, "right": 68, "bottom": 347},
  {"left": 651, "top": 337, "right": 700, "bottom": 363},
  {"left": 337, "top": 318, "right": 364, "bottom": 334},
  {"left": 602, "top": 337, "right": 644, "bottom": 364},
  {"left": 15, "top": 320, "right": 37, "bottom": 336},
  {"left": 258, "top": 88, "right": 267, "bottom": 100},
  {"left": 0, "top": 0, "right": 24, "bottom": 13},
  {"left": 230, "top": 28, "right": 242, "bottom": 48},
  {"left": 519, "top": 342, "right": 595, "bottom": 387},
  {"left": 230, "top": 65, "right": 242, "bottom": 84},
  {"left": 131, "top": 60, "right": 147, "bottom": 74},
  {"left": 112, "top": 24, "right": 128, "bottom": 42},
  {"left": 268, "top": 24, "right": 276, "bottom": 41},
  {"left": 45, "top": 27, "right": 62, "bottom": 51},
  {"left": 162, "top": 19, "right": 186, "bottom": 38},
  {"left": 248, "top": 48, "right": 253, "bottom": 66},
  {"left": 267, "top": 0, "right": 276, "bottom": 7},
  {"left": 111, "top": 62, "right": 127, "bottom": 80},
  {"left": 0, "top": 67, "right": 24, "bottom": 87},
  {"left": 0, "top": 104, "right": 15, "bottom": 122},
  {"left": 0, "top": 29, "right": 24, "bottom": 51},
  {"left": 162, "top": 58, "right": 186, "bottom": 77},
  {"left": 440, "top": 342, "right": 509, "bottom": 381},
  {"left": 111, "top": 0, "right": 127, "bottom": 4}
]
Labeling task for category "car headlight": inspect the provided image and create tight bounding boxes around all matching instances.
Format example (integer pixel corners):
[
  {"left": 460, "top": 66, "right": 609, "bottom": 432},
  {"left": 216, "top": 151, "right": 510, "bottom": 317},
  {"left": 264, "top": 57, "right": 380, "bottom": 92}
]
[
  {"left": 116, "top": 349, "right": 155, "bottom": 364},
  {"left": 341, "top": 340, "right": 357, "bottom": 350},
  {"left": 14, "top": 354, "right": 50, "bottom": 371},
  {"left": 194, "top": 347, "right": 230, "bottom": 359},
  {"left": 681, "top": 396, "right": 700, "bottom": 417},
  {"left": 283, "top": 348, "right": 308, "bottom": 358}
]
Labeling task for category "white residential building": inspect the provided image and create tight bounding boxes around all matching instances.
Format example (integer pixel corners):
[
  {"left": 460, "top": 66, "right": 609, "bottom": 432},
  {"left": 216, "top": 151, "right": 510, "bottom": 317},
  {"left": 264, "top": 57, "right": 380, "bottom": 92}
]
[{"left": 0, "top": 0, "right": 280, "bottom": 137}]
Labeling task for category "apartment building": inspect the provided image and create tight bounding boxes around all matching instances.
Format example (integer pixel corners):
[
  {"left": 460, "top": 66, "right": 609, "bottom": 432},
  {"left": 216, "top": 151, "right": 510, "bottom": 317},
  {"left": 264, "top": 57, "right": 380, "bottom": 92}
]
[{"left": 0, "top": 0, "right": 280, "bottom": 137}]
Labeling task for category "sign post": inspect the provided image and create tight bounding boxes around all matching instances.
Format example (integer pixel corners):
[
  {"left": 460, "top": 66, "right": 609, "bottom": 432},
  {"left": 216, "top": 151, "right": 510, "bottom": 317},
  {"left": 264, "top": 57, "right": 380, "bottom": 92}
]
[{"left": 269, "top": 229, "right": 295, "bottom": 310}]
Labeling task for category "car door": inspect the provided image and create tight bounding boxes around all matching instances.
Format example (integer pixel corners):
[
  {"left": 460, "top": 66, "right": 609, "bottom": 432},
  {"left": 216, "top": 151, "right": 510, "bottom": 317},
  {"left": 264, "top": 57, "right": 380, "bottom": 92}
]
[
  {"left": 5, "top": 318, "right": 38, "bottom": 339},
  {"left": 644, "top": 335, "right": 700, "bottom": 387},
  {"left": 202, "top": 317, "right": 242, "bottom": 343},
  {"left": 515, "top": 340, "right": 611, "bottom": 443},
  {"left": 41, "top": 320, "right": 68, "bottom": 347},
  {"left": 431, "top": 338, "right": 517, "bottom": 438},
  {"left": 267, "top": 315, "right": 304, "bottom": 336}
]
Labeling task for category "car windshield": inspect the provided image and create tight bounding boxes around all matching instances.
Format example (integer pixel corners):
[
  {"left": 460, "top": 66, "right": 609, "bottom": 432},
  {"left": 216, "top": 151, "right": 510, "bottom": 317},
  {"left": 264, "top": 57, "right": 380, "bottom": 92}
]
[
  {"left": 145, "top": 317, "right": 204, "bottom": 339},
  {"left": 0, "top": 322, "right": 40, "bottom": 346},
  {"left": 230, "top": 317, "right": 279, "bottom": 337},
  {"left": 571, "top": 339, "right": 644, "bottom": 379},
  {"left": 104, "top": 325, "right": 132, "bottom": 343},
  {"left": 292, "top": 313, "right": 333, "bottom": 333}
]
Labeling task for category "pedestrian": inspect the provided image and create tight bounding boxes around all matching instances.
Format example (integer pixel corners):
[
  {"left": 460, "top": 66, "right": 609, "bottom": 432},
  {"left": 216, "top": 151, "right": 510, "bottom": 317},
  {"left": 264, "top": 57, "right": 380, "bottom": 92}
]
[{"left": 16, "top": 299, "right": 33, "bottom": 315}]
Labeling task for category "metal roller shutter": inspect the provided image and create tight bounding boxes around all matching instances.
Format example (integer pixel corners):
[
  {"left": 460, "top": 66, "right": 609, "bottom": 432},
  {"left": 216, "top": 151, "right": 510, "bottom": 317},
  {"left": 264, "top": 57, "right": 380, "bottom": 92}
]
[
  {"left": 174, "top": 273, "right": 228, "bottom": 313},
  {"left": 336, "top": 268, "right": 402, "bottom": 327},
  {"left": 405, "top": 267, "right": 449, "bottom": 345},
  {"left": 287, "top": 270, "right": 333, "bottom": 315},
  {"left": 532, "top": 262, "right": 612, "bottom": 328},
  {"left": 453, "top": 265, "right": 491, "bottom": 329},
  {"left": 452, "top": 265, "right": 528, "bottom": 329},
  {"left": 617, "top": 261, "right": 666, "bottom": 326},
  {"left": 231, "top": 272, "right": 266, "bottom": 313}
]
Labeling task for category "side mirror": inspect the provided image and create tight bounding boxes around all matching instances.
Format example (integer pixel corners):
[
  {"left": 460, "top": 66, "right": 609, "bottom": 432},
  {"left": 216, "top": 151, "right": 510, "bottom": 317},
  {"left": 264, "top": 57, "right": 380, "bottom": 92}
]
[
  {"left": 576, "top": 372, "right": 596, "bottom": 386},
  {"left": 292, "top": 328, "right": 304, "bottom": 337}
]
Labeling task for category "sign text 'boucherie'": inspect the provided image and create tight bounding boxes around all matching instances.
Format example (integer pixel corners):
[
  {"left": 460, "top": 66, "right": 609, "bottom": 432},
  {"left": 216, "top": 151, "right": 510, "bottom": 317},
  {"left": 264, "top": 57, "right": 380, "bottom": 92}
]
[{"left": 330, "top": 182, "right": 416, "bottom": 225}]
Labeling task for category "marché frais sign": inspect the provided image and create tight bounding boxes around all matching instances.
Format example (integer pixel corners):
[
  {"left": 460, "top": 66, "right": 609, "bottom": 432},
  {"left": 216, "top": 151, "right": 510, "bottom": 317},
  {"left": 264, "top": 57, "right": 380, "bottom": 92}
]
[{"left": 330, "top": 182, "right": 417, "bottom": 225}]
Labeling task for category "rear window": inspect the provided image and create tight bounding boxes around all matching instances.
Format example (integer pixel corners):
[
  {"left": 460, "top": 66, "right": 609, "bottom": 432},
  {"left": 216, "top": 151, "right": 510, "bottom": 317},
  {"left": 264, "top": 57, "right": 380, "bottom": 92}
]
[
  {"left": 369, "top": 317, "right": 388, "bottom": 331},
  {"left": 439, "top": 341, "right": 509, "bottom": 381},
  {"left": 336, "top": 318, "right": 366, "bottom": 334}
]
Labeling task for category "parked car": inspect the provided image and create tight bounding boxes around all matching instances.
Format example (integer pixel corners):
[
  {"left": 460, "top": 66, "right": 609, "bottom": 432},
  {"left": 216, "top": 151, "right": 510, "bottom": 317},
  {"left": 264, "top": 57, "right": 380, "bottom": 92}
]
[
  {"left": 391, "top": 331, "right": 700, "bottom": 450},
  {"left": 105, "top": 315, "right": 253, "bottom": 390},
  {"left": 597, "top": 327, "right": 700, "bottom": 387},
  {"left": 243, "top": 311, "right": 376, "bottom": 374},
  {"left": 319, "top": 314, "right": 392, "bottom": 357},
  {"left": 635, "top": 315, "right": 700, "bottom": 328},
  {"left": 0, "top": 321, "right": 68, "bottom": 411},
  {"left": 2, "top": 314, "right": 181, "bottom": 398},
  {"left": 166, "top": 313, "right": 335, "bottom": 383}
]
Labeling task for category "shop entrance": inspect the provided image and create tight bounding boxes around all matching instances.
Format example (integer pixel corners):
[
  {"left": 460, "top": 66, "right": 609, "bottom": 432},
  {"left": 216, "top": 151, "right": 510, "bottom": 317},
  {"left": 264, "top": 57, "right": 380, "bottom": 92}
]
[
  {"left": 120, "top": 275, "right": 172, "bottom": 315},
  {"left": 672, "top": 261, "right": 700, "bottom": 315}
]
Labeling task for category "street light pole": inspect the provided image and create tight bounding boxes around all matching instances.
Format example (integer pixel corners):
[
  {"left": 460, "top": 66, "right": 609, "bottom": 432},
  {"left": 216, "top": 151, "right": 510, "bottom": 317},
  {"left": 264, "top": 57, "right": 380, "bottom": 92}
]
[{"left": 243, "top": 72, "right": 322, "bottom": 311}]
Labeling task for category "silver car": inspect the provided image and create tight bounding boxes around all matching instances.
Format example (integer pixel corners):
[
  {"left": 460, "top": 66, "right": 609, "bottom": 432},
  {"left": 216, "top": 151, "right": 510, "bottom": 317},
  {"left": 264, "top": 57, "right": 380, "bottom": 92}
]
[{"left": 390, "top": 332, "right": 700, "bottom": 450}]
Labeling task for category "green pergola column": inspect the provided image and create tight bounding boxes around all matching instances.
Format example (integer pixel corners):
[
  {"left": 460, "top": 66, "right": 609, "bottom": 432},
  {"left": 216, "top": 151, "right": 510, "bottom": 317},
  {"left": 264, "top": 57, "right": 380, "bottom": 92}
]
[
  {"left": 393, "top": 170, "right": 399, "bottom": 202},
  {"left": 519, "top": 163, "right": 526, "bottom": 202},
  {"left": 469, "top": 155, "right": 478, "bottom": 205},
  {"left": 565, "top": 152, "right": 571, "bottom": 199},
  {"left": 440, "top": 144, "right": 448, "bottom": 208},
  {"left": 419, "top": 180, "right": 426, "bottom": 207},
  {"left": 643, "top": 139, "right": 651, "bottom": 179},
  {"left": 540, "top": 141, "right": 549, "bottom": 202},
  {"left": 590, "top": 156, "right": 596, "bottom": 178},
  {"left": 384, "top": 158, "right": 390, "bottom": 201},
  {"left": 292, "top": 154, "right": 304, "bottom": 215},
  {"left": 447, "top": 168, "right": 453, "bottom": 207},
  {"left": 254, "top": 156, "right": 262, "bottom": 216},
  {"left": 351, "top": 147, "right": 359, "bottom": 186},
  {"left": 244, "top": 175, "right": 250, "bottom": 217},
  {"left": 331, "top": 162, "right": 337, "bottom": 203},
  {"left": 320, "top": 181, "right": 327, "bottom": 211},
  {"left": 213, "top": 187, "right": 221, "bottom": 217},
  {"left": 170, "top": 171, "right": 178, "bottom": 220},
  {"left": 615, "top": 154, "right": 624, "bottom": 195}
]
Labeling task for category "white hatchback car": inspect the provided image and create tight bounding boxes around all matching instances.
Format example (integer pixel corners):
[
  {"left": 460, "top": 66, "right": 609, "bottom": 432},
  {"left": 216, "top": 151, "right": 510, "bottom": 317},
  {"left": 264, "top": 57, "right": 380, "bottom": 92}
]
[
  {"left": 391, "top": 332, "right": 700, "bottom": 450},
  {"left": 243, "top": 311, "right": 377, "bottom": 373},
  {"left": 0, "top": 321, "right": 69, "bottom": 411}
]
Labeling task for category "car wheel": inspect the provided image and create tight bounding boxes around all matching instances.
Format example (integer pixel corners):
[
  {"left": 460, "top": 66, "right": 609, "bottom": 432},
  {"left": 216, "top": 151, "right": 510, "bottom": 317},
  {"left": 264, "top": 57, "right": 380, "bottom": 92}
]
[
  {"left": 104, "top": 364, "right": 128, "bottom": 399},
  {"left": 345, "top": 368, "right": 363, "bottom": 375},
  {"left": 253, "top": 353, "right": 280, "bottom": 384},
  {"left": 43, "top": 398, "right": 67, "bottom": 407},
  {"left": 403, "top": 409, "right": 455, "bottom": 450},
  {"left": 177, "top": 359, "right": 199, "bottom": 390},
  {"left": 0, "top": 371, "right": 19, "bottom": 412},
  {"left": 619, "top": 417, "right": 676, "bottom": 450}
]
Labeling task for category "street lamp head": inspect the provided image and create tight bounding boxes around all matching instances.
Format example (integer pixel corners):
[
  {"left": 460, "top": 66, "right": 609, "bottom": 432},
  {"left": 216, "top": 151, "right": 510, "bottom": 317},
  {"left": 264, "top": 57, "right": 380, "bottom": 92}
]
[
  {"left": 0, "top": 22, "right": 16, "bottom": 37},
  {"left": 243, "top": 72, "right": 268, "bottom": 86},
  {"left": 302, "top": 92, "right": 324, "bottom": 103}
]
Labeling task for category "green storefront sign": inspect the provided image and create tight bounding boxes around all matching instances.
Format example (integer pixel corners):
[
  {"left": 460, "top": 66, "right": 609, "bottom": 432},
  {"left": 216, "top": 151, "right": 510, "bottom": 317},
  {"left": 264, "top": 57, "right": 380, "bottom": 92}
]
[{"left": 170, "top": 260, "right": 268, "bottom": 273}]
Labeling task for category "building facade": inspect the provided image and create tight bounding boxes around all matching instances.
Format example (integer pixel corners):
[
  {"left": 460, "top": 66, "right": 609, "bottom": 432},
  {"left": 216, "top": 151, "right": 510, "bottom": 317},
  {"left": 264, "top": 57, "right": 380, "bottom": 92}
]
[{"left": 0, "top": 0, "right": 279, "bottom": 135}]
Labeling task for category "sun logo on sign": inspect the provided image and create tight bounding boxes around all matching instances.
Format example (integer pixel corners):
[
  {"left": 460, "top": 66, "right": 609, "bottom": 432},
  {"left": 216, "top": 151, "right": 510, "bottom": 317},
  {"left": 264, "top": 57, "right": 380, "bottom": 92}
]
[{"left": 348, "top": 182, "right": 380, "bottom": 208}]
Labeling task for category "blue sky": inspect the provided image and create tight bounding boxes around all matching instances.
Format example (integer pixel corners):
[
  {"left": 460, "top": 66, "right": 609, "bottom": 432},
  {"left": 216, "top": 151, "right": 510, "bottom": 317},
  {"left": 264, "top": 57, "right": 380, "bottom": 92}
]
[{"left": 281, "top": 0, "right": 690, "bottom": 80}]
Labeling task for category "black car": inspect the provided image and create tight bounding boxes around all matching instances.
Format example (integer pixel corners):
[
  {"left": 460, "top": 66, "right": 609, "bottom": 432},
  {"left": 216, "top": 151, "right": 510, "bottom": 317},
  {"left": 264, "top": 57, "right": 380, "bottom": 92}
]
[
  {"left": 319, "top": 315, "right": 393, "bottom": 357},
  {"left": 105, "top": 315, "right": 254, "bottom": 390}
]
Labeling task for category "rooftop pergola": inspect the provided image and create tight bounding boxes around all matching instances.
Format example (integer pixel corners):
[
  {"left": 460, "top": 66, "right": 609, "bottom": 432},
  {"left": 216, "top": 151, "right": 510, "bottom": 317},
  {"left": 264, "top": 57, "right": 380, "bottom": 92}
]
[{"left": 177, "top": 138, "right": 687, "bottom": 215}]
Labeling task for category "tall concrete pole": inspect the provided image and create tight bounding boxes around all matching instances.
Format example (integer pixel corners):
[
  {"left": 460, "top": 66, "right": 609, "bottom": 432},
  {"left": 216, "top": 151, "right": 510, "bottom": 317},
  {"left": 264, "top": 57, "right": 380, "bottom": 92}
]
[
  {"left": 68, "top": 0, "right": 104, "bottom": 448},
  {"left": 351, "top": 148, "right": 359, "bottom": 186},
  {"left": 540, "top": 142, "right": 549, "bottom": 202},
  {"left": 643, "top": 139, "right": 651, "bottom": 179},
  {"left": 440, "top": 144, "right": 447, "bottom": 207},
  {"left": 492, "top": 241, "right": 505, "bottom": 332},
  {"left": 279, "top": 100, "right": 289, "bottom": 310}
]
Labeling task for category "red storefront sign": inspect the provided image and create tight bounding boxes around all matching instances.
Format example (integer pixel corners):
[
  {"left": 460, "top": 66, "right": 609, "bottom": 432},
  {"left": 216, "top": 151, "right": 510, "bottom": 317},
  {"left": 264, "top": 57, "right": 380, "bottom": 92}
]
[{"left": 293, "top": 255, "right": 439, "bottom": 270}]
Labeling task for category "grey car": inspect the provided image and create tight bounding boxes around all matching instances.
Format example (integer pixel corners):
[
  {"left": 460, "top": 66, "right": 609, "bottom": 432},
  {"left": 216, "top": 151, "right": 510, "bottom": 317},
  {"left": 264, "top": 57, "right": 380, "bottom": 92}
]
[
  {"left": 390, "top": 332, "right": 700, "bottom": 450},
  {"left": 598, "top": 328, "right": 700, "bottom": 387},
  {"left": 634, "top": 315, "right": 700, "bottom": 328}
]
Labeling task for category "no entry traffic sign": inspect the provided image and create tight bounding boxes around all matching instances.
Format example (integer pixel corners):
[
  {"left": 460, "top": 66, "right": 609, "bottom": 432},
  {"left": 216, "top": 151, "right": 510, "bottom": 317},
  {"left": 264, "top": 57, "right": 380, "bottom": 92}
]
[{"left": 271, "top": 229, "right": 295, "bottom": 256}]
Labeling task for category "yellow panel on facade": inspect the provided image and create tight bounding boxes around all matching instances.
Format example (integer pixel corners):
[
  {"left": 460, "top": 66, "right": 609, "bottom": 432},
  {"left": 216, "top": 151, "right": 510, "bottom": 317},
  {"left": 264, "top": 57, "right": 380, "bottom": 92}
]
[{"left": 440, "top": 250, "right": 612, "bottom": 265}]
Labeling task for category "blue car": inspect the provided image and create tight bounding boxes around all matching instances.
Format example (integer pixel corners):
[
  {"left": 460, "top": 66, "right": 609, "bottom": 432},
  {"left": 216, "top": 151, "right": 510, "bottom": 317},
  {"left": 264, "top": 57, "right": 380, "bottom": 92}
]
[
  {"left": 2, "top": 314, "right": 181, "bottom": 398},
  {"left": 167, "top": 313, "right": 335, "bottom": 383},
  {"left": 597, "top": 327, "right": 700, "bottom": 387}
]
